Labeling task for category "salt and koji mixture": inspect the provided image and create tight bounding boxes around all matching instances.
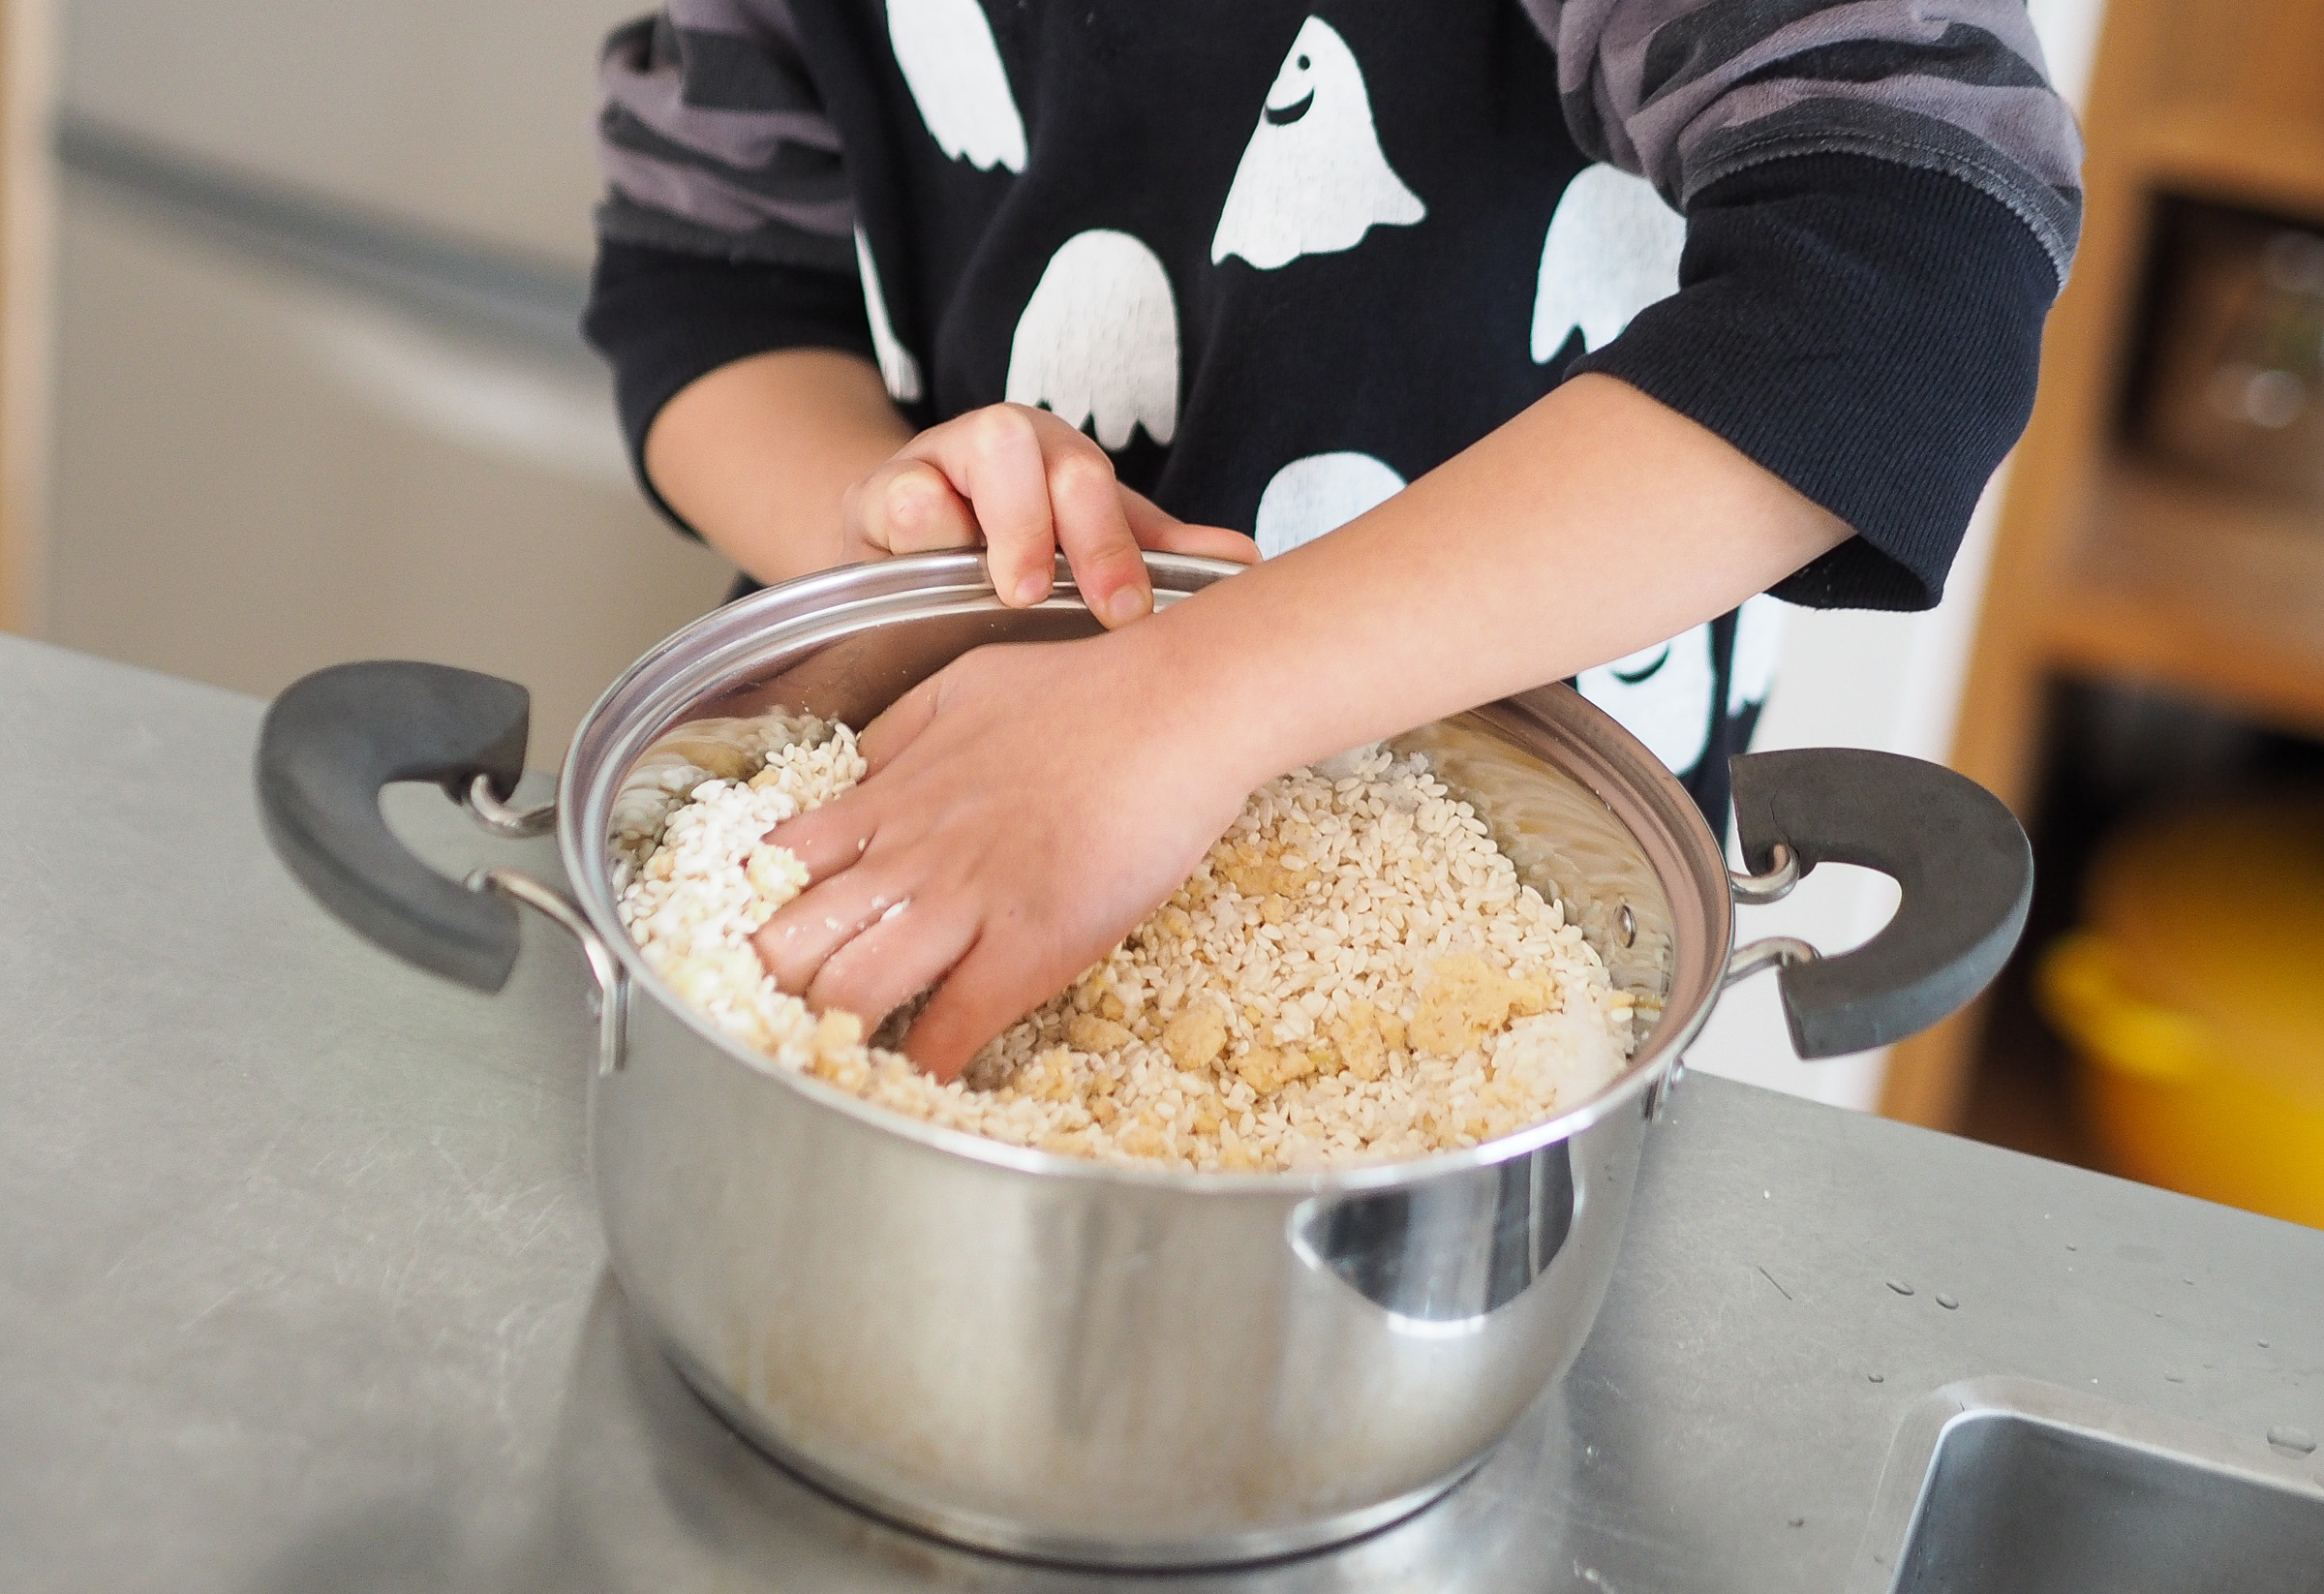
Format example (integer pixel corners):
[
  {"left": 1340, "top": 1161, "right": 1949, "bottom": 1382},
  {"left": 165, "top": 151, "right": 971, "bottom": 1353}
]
[{"left": 611, "top": 712, "right": 1638, "bottom": 1173}]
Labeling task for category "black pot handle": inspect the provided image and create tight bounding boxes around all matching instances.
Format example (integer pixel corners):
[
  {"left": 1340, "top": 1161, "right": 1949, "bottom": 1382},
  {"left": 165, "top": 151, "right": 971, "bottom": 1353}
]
[
  {"left": 1728, "top": 749, "right": 2033, "bottom": 1058},
  {"left": 256, "top": 660, "right": 531, "bottom": 992}
]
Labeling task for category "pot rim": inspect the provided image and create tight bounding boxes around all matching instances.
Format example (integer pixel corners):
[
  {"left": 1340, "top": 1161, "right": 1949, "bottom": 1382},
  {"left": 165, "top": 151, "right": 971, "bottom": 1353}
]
[{"left": 558, "top": 551, "right": 1733, "bottom": 1197}]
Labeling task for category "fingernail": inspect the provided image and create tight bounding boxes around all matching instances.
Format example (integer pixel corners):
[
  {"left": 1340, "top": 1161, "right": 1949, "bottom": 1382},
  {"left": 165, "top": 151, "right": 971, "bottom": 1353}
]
[
  {"left": 1104, "top": 587, "right": 1149, "bottom": 626},
  {"left": 1012, "top": 574, "right": 1047, "bottom": 605}
]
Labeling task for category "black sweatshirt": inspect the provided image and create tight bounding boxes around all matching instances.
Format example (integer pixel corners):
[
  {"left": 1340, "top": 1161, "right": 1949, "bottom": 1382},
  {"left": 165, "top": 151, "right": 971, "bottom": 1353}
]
[{"left": 583, "top": 0, "right": 2082, "bottom": 826}]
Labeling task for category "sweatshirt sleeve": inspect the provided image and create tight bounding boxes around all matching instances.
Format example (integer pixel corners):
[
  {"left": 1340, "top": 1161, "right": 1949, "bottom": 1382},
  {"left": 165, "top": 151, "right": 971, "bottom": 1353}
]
[
  {"left": 1525, "top": 0, "right": 2086, "bottom": 609},
  {"left": 583, "top": 2, "right": 876, "bottom": 532}
]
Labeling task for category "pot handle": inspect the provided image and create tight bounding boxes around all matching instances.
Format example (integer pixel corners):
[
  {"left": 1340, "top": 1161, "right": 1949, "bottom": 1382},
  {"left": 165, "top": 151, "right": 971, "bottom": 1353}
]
[
  {"left": 256, "top": 659, "right": 532, "bottom": 992},
  {"left": 1727, "top": 748, "right": 2032, "bottom": 1058}
]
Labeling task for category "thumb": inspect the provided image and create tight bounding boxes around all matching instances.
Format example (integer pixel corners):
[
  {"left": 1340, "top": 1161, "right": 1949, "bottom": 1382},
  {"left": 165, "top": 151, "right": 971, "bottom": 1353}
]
[
  {"left": 856, "top": 673, "right": 941, "bottom": 777},
  {"left": 848, "top": 458, "right": 980, "bottom": 557},
  {"left": 1144, "top": 521, "right": 1263, "bottom": 564},
  {"left": 1119, "top": 487, "right": 1259, "bottom": 564}
]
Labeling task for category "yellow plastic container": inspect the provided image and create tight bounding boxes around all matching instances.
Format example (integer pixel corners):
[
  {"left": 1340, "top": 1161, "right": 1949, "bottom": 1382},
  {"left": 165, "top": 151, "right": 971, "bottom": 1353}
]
[{"left": 2035, "top": 792, "right": 2324, "bottom": 1229}]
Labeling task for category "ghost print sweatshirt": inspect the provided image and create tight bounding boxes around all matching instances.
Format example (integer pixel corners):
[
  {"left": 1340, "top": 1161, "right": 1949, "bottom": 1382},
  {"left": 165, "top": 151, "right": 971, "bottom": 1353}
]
[{"left": 582, "top": 0, "right": 2082, "bottom": 824}]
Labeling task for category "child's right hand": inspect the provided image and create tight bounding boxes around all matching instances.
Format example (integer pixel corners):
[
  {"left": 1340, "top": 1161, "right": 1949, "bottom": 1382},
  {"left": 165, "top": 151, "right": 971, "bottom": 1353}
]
[{"left": 839, "top": 403, "right": 1257, "bottom": 627}]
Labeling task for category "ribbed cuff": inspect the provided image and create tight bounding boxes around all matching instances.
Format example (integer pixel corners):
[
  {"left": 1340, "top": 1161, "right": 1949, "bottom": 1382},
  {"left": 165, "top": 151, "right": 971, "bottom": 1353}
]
[
  {"left": 1573, "top": 153, "right": 2057, "bottom": 611},
  {"left": 582, "top": 239, "right": 877, "bottom": 536}
]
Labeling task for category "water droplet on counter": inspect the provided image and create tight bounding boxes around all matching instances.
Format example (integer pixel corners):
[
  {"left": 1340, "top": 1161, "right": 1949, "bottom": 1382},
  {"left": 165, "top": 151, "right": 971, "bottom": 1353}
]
[
  {"left": 1868, "top": 1372, "right": 1885, "bottom": 1383},
  {"left": 1936, "top": 1293, "right": 1959, "bottom": 1310},
  {"left": 1886, "top": 1280, "right": 1914, "bottom": 1297},
  {"left": 2165, "top": 1373, "right": 2185, "bottom": 1384},
  {"left": 2259, "top": 1339, "right": 2272, "bottom": 1349},
  {"left": 2268, "top": 1425, "right": 2317, "bottom": 1456},
  {"left": 2065, "top": 1242, "right": 2077, "bottom": 1252}
]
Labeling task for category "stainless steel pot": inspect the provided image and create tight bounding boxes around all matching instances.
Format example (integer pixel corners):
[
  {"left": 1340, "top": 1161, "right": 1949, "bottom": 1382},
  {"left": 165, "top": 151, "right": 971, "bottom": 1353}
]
[{"left": 255, "top": 553, "right": 2032, "bottom": 1567}]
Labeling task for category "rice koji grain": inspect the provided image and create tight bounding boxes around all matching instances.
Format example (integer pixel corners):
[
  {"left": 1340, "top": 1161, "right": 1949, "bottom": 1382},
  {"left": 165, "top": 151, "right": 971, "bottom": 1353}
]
[{"left": 612, "top": 712, "right": 1637, "bottom": 1173}]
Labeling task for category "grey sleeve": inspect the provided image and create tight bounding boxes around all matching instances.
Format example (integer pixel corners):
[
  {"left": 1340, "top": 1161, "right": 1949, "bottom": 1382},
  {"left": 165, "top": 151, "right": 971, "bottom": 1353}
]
[
  {"left": 1521, "top": 0, "right": 2085, "bottom": 280},
  {"left": 595, "top": 0, "right": 858, "bottom": 271}
]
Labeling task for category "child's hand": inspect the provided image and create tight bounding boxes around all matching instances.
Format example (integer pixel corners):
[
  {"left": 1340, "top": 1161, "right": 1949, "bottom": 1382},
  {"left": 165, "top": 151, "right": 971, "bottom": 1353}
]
[
  {"left": 840, "top": 403, "right": 1256, "bottom": 627},
  {"left": 749, "top": 628, "right": 1250, "bottom": 1081},
  {"left": 741, "top": 377, "right": 1859, "bottom": 1084}
]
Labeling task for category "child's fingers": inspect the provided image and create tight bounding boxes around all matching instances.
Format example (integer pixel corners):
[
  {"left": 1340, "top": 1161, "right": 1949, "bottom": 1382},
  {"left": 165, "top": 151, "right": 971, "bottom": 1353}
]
[
  {"left": 749, "top": 859, "right": 914, "bottom": 996},
  {"left": 748, "top": 670, "right": 941, "bottom": 917},
  {"left": 1043, "top": 445, "right": 1152, "bottom": 628},
  {"left": 1145, "top": 521, "right": 1263, "bottom": 564},
  {"left": 805, "top": 901, "right": 978, "bottom": 1049},
  {"left": 1117, "top": 488, "right": 1261, "bottom": 565},
  {"left": 847, "top": 459, "right": 980, "bottom": 556},
  {"left": 1116, "top": 485, "right": 1185, "bottom": 544},
  {"left": 898, "top": 407, "right": 1056, "bottom": 606},
  {"left": 856, "top": 673, "right": 943, "bottom": 777},
  {"left": 759, "top": 794, "right": 878, "bottom": 887},
  {"left": 901, "top": 935, "right": 1055, "bottom": 1083}
]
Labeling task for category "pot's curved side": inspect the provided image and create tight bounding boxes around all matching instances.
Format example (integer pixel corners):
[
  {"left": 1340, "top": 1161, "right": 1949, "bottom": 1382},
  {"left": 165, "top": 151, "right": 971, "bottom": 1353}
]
[
  {"left": 250, "top": 552, "right": 2031, "bottom": 1568},
  {"left": 590, "top": 987, "right": 1653, "bottom": 1565},
  {"left": 558, "top": 552, "right": 1704, "bottom": 1564}
]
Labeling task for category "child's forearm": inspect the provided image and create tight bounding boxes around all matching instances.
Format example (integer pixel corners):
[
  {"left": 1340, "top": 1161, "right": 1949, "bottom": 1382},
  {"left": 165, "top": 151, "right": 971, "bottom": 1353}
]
[
  {"left": 1136, "top": 374, "right": 1852, "bottom": 784},
  {"left": 746, "top": 374, "right": 1856, "bottom": 1076},
  {"left": 643, "top": 349, "right": 914, "bottom": 586}
]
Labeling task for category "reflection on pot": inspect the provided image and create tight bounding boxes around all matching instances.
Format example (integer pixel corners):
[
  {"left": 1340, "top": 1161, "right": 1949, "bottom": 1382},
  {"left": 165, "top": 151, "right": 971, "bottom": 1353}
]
[
  {"left": 505, "top": 1273, "right": 1588, "bottom": 1594},
  {"left": 1293, "top": 1140, "right": 1577, "bottom": 1324}
]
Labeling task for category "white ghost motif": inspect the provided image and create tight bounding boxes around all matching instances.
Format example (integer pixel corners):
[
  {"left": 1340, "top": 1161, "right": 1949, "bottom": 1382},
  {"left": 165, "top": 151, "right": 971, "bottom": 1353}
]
[
  {"left": 1004, "top": 230, "right": 1179, "bottom": 449},
  {"left": 1727, "top": 594, "right": 1787, "bottom": 716},
  {"left": 1576, "top": 624, "right": 1717, "bottom": 775},
  {"left": 854, "top": 228, "right": 924, "bottom": 404},
  {"left": 1530, "top": 163, "right": 1686, "bottom": 363},
  {"left": 1253, "top": 452, "right": 1405, "bottom": 558},
  {"left": 1210, "top": 17, "right": 1424, "bottom": 270},
  {"left": 887, "top": 0, "right": 1027, "bottom": 173}
]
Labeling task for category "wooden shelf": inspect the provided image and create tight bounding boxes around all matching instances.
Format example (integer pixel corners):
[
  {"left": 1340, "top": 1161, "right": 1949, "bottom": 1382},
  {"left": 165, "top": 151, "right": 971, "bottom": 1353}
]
[
  {"left": 1882, "top": 0, "right": 2324, "bottom": 1134},
  {"left": 0, "top": 0, "right": 58, "bottom": 634},
  {"left": 1957, "top": 959, "right": 2105, "bottom": 1177},
  {"left": 2138, "top": 107, "right": 2324, "bottom": 222},
  {"left": 2040, "top": 457, "right": 2324, "bottom": 737}
]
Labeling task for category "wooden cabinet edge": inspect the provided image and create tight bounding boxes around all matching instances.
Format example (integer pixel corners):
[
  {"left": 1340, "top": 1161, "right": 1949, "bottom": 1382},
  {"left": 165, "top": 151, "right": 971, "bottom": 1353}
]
[{"left": 0, "top": 0, "right": 56, "bottom": 636}]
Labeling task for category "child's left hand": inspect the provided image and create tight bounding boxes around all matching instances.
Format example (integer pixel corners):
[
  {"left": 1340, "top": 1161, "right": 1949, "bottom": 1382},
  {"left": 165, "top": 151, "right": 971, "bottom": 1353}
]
[{"left": 841, "top": 402, "right": 1257, "bottom": 626}]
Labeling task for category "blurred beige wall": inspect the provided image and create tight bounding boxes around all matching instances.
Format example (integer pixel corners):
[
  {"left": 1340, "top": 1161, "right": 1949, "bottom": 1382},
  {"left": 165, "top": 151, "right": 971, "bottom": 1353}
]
[
  {"left": 19, "top": 0, "right": 739, "bottom": 755},
  {"left": 45, "top": 171, "right": 734, "bottom": 750}
]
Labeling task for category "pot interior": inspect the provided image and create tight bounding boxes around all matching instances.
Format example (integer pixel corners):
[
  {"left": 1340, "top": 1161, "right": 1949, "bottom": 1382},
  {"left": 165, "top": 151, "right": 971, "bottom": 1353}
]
[{"left": 559, "top": 554, "right": 1734, "bottom": 1150}]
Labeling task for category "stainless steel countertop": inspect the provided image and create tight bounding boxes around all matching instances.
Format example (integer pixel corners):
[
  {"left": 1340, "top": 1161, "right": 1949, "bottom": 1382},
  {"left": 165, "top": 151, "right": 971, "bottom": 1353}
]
[{"left": 4, "top": 632, "right": 2319, "bottom": 1593}]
